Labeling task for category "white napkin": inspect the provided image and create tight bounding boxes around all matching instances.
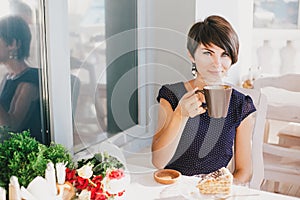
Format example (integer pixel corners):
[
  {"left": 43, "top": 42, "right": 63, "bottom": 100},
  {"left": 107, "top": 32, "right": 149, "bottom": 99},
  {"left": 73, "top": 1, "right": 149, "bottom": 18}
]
[
  {"left": 24, "top": 176, "right": 63, "bottom": 200},
  {"left": 0, "top": 187, "right": 6, "bottom": 200}
]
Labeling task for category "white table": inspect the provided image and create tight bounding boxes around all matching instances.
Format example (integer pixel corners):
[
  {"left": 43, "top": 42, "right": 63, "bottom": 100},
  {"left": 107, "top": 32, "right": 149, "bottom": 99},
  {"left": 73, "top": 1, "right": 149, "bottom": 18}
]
[{"left": 124, "top": 171, "right": 300, "bottom": 200}]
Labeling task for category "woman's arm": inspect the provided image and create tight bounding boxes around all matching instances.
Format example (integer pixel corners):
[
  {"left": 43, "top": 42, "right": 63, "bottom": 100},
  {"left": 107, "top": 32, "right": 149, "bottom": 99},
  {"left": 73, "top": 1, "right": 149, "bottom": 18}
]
[
  {"left": 152, "top": 88, "right": 205, "bottom": 169},
  {"left": 0, "top": 82, "right": 38, "bottom": 129},
  {"left": 233, "top": 112, "right": 256, "bottom": 184}
]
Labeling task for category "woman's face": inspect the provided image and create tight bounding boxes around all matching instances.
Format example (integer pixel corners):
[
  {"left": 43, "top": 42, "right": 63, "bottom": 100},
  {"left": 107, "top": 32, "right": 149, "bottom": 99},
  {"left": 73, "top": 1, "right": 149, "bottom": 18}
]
[
  {"left": 190, "top": 43, "right": 232, "bottom": 84},
  {"left": 0, "top": 38, "right": 10, "bottom": 63}
]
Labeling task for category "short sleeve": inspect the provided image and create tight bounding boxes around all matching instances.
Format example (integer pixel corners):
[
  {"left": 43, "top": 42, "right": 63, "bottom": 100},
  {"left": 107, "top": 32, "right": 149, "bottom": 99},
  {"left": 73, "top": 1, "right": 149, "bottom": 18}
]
[
  {"left": 241, "top": 95, "right": 256, "bottom": 121},
  {"left": 156, "top": 85, "right": 179, "bottom": 111}
]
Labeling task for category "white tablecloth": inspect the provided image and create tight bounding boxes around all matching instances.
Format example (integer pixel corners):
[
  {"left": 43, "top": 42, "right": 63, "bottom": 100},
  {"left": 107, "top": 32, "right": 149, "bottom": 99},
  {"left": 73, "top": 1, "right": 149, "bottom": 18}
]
[{"left": 124, "top": 171, "right": 300, "bottom": 200}]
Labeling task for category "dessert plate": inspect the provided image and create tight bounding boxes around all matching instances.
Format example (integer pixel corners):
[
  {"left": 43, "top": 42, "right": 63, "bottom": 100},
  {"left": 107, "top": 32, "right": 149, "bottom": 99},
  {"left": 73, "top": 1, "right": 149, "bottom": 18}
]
[{"left": 179, "top": 176, "right": 231, "bottom": 200}]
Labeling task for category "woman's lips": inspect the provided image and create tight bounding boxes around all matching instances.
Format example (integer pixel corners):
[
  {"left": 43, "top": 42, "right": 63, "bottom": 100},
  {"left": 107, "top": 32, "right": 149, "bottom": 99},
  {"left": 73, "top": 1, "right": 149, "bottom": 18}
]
[{"left": 208, "top": 70, "right": 222, "bottom": 75}]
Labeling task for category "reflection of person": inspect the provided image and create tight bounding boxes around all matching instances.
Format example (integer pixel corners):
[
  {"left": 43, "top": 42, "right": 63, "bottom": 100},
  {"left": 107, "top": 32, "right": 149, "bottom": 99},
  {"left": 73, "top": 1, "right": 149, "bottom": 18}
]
[
  {"left": 9, "top": 0, "right": 33, "bottom": 24},
  {"left": 152, "top": 15, "right": 256, "bottom": 184},
  {"left": 9, "top": 0, "right": 39, "bottom": 67},
  {"left": 0, "top": 15, "right": 42, "bottom": 142}
]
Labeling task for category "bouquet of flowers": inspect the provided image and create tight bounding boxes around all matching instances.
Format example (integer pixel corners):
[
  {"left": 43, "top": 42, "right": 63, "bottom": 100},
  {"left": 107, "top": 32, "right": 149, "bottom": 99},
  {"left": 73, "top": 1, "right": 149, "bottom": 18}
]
[{"left": 65, "top": 152, "right": 129, "bottom": 200}]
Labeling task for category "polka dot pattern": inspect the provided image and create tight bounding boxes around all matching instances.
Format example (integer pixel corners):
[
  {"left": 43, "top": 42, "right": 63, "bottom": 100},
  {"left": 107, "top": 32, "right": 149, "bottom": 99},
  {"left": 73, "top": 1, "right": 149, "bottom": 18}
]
[{"left": 156, "top": 82, "right": 256, "bottom": 176}]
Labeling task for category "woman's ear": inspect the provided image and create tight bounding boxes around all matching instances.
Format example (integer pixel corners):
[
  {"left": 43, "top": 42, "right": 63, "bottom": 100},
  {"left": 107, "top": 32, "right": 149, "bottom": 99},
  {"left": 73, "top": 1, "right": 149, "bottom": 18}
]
[
  {"left": 7, "top": 39, "right": 18, "bottom": 50},
  {"left": 187, "top": 51, "right": 195, "bottom": 63}
]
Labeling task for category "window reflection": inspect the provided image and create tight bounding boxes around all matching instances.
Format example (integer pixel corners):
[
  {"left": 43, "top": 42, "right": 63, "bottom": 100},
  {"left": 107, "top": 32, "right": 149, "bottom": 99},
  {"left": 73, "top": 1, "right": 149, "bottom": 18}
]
[
  {"left": 68, "top": 0, "right": 107, "bottom": 151},
  {"left": 0, "top": 0, "right": 47, "bottom": 144},
  {"left": 9, "top": 0, "right": 40, "bottom": 68}
]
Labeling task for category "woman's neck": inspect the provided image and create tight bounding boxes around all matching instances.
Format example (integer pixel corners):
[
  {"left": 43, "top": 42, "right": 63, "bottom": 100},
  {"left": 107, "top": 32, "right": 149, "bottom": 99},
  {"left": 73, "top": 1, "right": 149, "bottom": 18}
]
[
  {"left": 6, "top": 61, "right": 29, "bottom": 79},
  {"left": 193, "top": 78, "right": 207, "bottom": 89}
]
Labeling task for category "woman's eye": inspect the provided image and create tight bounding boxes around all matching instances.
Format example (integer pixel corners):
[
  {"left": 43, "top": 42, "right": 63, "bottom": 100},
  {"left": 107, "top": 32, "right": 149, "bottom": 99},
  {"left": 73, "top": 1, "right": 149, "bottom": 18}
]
[
  {"left": 222, "top": 53, "right": 230, "bottom": 57},
  {"left": 203, "top": 51, "right": 212, "bottom": 56}
]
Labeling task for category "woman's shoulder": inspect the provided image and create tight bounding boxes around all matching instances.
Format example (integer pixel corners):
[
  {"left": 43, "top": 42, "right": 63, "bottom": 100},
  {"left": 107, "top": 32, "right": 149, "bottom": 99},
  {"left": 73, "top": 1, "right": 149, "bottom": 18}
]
[
  {"left": 26, "top": 67, "right": 39, "bottom": 74},
  {"left": 17, "top": 68, "right": 40, "bottom": 85},
  {"left": 161, "top": 81, "right": 184, "bottom": 89},
  {"left": 232, "top": 87, "right": 246, "bottom": 97},
  {"left": 157, "top": 82, "right": 186, "bottom": 109},
  {"left": 230, "top": 87, "right": 257, "bottom": 121},
  {"left": 231, "top": 87, "right": 254, "bottom": 101},
  {"left": 160, "top": 81, "right": 187, "bottom": 97},
  {"left": 231, "top": 87, "right": 256, "bottom": 110},
  {"left": 228, "top": 87, "right": 255, "bottom": 111}
]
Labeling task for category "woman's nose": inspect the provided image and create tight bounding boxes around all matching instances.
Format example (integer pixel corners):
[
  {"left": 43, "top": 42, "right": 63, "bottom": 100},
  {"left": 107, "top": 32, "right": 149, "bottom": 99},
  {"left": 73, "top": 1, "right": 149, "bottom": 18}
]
[{"left": 211, "top": 56, "right": 222, "bottom": 68}]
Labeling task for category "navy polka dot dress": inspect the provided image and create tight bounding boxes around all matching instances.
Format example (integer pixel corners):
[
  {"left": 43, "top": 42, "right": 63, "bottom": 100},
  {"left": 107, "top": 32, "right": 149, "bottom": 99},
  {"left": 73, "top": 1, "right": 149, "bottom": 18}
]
[{"left": 156, "top": 82, "right": 256, "bottom": 176}]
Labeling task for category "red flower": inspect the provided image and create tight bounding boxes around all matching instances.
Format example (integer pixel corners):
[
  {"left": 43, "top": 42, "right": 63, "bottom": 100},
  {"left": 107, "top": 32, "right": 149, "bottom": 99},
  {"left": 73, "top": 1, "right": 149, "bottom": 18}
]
[
  {"left": 76, "top": 176, "right": 89, "bottom": 190},
  {"left": 118, "top": 190, "right": 125, "bottom": 196},
  {"left": 106, "top": 191, "right": 113, "bottom": 197},
  {"left": 108, "top": 169, "right": 124, "bottom": 180},
  {"left": 90, "top": 185, "right": 102, "bottom": 198},
  {"left": 90, "top": 187, "right": 108, "bottom": 200},
  {"left": 94, "top": 193, "right": 107, "bottom": 200},
  {"left": 92, "top": 175, "right": 103, "bottom": 185},
  {"left": 65, "top": 168, "right": 77, "bottom": 184}
]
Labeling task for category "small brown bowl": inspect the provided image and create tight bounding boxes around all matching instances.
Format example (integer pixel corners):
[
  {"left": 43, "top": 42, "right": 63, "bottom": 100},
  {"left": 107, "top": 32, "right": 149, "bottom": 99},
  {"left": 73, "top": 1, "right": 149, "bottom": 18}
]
[{"left": 153, "top": 169, "right": 181, "bottom": 184}]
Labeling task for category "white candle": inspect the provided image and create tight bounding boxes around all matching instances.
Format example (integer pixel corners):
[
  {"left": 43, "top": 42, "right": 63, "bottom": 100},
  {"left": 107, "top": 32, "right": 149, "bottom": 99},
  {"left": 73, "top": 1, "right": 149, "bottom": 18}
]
[
  {"left": 56, "top": 162, "right": 66, "bottom": 185},
  {"left": 45, "top": 162, "right": 57, "bottom": 195},
  {"left": 9, "top": 176, "right": 21, "bottom": 200},
  {"left": 0, "top": 187, "right": 6, "bottom": 200}
]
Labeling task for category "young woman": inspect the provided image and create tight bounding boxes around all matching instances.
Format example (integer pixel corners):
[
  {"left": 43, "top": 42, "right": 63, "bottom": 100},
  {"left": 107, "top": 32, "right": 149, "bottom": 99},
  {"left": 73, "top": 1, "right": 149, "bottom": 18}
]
[{"left": 152, "top": 15, "right": 256, "bottom": 184}]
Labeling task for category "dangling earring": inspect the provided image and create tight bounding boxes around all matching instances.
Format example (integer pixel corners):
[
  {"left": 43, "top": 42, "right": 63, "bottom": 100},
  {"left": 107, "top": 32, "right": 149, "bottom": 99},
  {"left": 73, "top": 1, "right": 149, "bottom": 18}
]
[
  {"left": 192, "top": 62, "right": 197, "bottom": 78},
  {"left": 9, "top": 50, "right": 18, "bottom": 60}
]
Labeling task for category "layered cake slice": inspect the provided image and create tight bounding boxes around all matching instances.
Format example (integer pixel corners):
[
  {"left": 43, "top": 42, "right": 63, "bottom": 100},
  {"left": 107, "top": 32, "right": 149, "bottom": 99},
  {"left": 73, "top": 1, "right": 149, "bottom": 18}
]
[{"left": 196, "top": 167, "right": 233, "bottom": 194}]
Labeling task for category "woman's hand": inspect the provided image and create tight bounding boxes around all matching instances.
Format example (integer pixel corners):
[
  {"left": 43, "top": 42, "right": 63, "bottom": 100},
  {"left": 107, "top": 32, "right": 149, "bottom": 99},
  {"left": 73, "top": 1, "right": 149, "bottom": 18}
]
[{"left": 176, "top": 87, "right": 206, "bottom": 118}]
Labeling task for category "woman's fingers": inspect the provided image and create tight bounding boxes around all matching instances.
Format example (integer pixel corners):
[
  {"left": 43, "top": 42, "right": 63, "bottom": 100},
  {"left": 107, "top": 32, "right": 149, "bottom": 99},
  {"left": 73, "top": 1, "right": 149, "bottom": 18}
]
[
  {"left": 179, "top": 87, "right": 207, "bottom": 118},
  {"left": 190, "top": 103, "right": 206, "bottom": 118}
]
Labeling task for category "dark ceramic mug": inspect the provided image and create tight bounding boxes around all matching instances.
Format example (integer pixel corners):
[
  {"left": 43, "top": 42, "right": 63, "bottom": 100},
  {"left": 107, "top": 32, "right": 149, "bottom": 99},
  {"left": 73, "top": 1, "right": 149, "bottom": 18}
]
[{"left": 196, "top": 85, "right": 232, "bottom": 118}]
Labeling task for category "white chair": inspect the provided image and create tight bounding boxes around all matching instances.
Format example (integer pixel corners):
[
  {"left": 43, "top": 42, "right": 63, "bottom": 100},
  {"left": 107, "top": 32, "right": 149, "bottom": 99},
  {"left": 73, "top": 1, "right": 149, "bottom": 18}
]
[
  {"left": 253, "top": 74, "right": 300, "bottom": 142},
  {"left": 234, "top": 87, "right": 267, "bottom": 190},
  {"left": 253, "top": 74, "right": 300, "bottom": 193},
  {"left": 277, "top": 122, "right": 300, "bottom": 146}
]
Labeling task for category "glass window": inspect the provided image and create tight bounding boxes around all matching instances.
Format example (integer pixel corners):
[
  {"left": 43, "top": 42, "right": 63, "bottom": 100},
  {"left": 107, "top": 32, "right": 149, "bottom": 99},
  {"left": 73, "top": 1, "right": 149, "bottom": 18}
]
[
  {"left": 0, "top": 0, "right": 49, "bottom": 144},
  {"left": 68, "top": 0, "right": 138, "bottom": 152}
]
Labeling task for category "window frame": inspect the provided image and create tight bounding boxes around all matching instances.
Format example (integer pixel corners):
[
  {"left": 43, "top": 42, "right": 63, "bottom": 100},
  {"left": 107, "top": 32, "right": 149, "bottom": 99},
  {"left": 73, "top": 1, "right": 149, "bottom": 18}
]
[{"left": 45, "top": 0, "right": 73, "bottom": 150}]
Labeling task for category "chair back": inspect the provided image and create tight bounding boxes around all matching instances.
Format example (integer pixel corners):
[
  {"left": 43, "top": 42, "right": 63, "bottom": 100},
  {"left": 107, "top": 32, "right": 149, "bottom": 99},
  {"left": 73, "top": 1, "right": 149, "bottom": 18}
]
[
  {"left": 253, "top": 74, "right": 300, "bottom": 123},
  {"left": 253, "top": 74, "right": 300, "bottom": 190},
  {"left": 234, "top": 87, "right": 268, "bottom": 189}
]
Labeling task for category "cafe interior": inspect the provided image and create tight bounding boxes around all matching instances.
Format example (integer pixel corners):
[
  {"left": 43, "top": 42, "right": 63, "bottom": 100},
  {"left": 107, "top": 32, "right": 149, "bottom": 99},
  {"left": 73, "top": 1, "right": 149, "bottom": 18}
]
[{"left": 0, "top": 0, "right": 300, "bottom": 199}]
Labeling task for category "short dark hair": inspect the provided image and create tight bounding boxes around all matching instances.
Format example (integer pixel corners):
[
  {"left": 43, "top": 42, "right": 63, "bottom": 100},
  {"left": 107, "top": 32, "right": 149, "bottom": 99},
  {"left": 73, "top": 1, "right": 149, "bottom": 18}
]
[
  {"left": 187, "top": 15, "right": 239, "bottom": 65},
  {"left": 0, "top": 15, "right": 31, "bottom": 60}
]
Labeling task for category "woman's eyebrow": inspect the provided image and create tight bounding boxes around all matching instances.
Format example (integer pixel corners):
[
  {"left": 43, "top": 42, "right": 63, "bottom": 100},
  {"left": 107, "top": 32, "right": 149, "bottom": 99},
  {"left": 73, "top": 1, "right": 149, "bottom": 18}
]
[{"left": 201, "top": 47, "right": 214, "bottom": 52}]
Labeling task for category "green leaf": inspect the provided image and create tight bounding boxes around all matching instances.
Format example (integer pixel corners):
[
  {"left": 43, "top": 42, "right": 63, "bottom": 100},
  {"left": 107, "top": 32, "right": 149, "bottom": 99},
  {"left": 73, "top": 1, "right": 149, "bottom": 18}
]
[
  {"left": 76, "top": 152, "right": 124, "bottom": 177},
  {"left": 0, "top": 130, "right": 74, "bottom": 190}
]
